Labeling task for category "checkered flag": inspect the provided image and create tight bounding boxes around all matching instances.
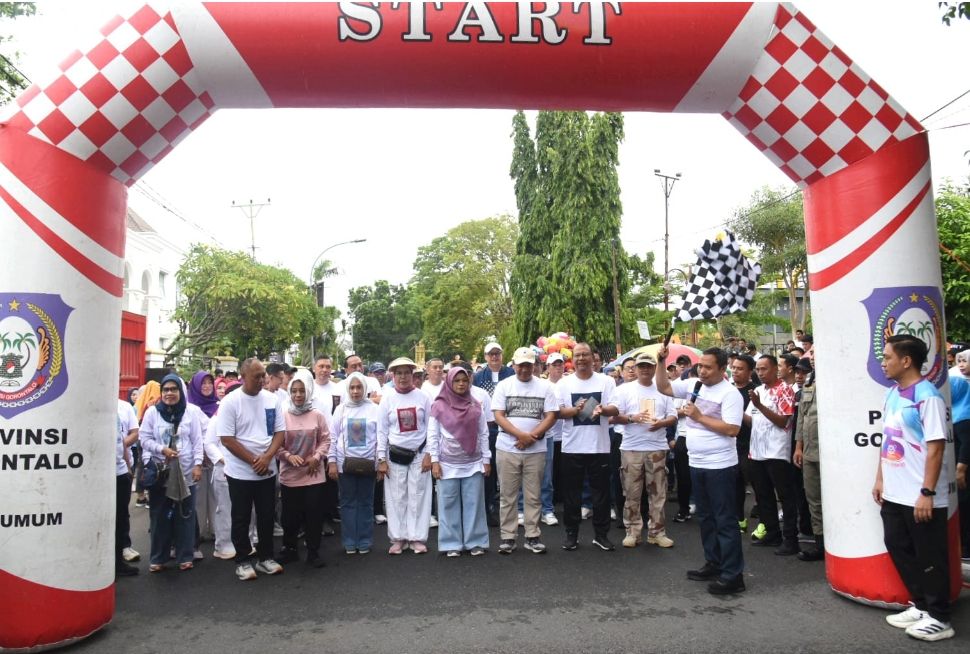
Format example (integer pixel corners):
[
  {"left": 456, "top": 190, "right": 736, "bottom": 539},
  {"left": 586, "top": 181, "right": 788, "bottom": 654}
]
[{"left": 676, "top": 231, "right": 761, "bottom": 322}]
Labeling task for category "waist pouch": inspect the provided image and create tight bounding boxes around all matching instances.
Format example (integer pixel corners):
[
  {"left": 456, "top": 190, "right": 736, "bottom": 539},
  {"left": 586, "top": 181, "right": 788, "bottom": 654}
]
[{"left": 388, "top": 441, "right": 426, "bottom": 466}]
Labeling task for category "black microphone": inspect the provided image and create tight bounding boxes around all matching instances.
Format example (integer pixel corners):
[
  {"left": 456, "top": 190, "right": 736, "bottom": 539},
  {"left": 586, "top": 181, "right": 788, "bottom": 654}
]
[{"left": 688, "top": 381, "right": 703, "bottom": 404}]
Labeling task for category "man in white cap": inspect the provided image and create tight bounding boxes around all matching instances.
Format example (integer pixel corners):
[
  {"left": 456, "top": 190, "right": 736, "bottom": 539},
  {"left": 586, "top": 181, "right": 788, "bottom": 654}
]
[
  {"left": 474, "top": 341, "right": 514, "bottom": 525},
  {"left": 377, "top": 357, "right": 433, "bottom": 554},
  {"left": 492, "top": 347, "right": 559, "bottom": 554},
  {"left": 614, "top": 352, "right": 678, "bottom": 548}
]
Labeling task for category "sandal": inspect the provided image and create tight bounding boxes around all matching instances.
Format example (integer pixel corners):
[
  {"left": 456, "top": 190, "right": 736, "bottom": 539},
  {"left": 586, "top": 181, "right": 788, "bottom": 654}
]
[
  {"left": 179, "top": 562, "right": 194, "bottom": 571},
  {"left": 149, "top": 564, "right": 163, "bottom": 573}
]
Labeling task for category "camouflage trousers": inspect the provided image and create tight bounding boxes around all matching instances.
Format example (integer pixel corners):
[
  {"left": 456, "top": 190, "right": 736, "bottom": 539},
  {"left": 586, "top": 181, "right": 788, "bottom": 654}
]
[{"left": 620, "top": 449, "right": 668, "bottom": 540}]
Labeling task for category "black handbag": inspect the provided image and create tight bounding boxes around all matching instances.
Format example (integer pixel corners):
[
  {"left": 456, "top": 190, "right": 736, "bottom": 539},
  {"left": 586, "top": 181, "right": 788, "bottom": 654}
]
[
  {"left": 387, "top": 441, "right": 426, "bottom": 466},
  {"left": 139, "top": 459, "right": 169, "bottom": 488}
]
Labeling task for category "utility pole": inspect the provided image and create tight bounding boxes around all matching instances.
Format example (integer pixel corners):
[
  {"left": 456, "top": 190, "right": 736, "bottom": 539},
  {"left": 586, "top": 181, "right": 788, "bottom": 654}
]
[
  {"left": 653, "top": 170, "right": 681, "bottom": 312},
  {"left": 610, "top": 239, "right": 622, "bottom": 356},
  {"left": 231, "top": 198, "right": 271, "bottom": 259}
]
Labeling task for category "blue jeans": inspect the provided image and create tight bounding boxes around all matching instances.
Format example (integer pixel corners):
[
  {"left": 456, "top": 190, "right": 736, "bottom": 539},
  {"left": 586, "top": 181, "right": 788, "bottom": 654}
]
[
  {"left": 148, "top": 481, "right": 196, "bottom": 565},
  {"left": 338, "top": 473, "right": 375, "bottom": 551},
  {"left": 438, "top": 473, "right": 489, "bottom": 551},
  {"left": 518, "top": 438, "right": 556, "bottom": 515},
  {"left": 690, "top": 465, "right": 744, "bottom": 580}
]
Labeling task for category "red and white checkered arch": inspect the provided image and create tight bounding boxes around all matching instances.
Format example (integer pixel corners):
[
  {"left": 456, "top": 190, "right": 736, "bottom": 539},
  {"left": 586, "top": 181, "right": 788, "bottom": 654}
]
[{"left": 0, "top": 3, "right": 958, "bottom": 650}]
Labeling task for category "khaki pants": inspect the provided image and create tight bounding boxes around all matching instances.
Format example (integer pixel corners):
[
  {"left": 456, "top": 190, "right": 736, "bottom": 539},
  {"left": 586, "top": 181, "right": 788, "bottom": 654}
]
[
  {"left": 497, "top": 449, "right": 546, "bottom": 540},
  {"left": 620, "top": 449, "right": 668, "bottom": 540},
  {"left": 802, "top": 459, "right": 823, "bottom": 536}
]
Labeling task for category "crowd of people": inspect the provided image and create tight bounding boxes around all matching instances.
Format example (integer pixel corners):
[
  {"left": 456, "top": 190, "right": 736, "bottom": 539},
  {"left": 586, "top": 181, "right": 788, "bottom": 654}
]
[{"left": 114, "top": 333, "right": 968, "bottom": 642}]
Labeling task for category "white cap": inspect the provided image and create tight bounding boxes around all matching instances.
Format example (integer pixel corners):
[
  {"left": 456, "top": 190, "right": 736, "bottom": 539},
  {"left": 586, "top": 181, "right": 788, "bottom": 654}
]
[
  {"left": 512, "top": 347, "right": 536, "bottom": 365},
  {"left": 547, "top": 353, "right": 565, "bottom": 364},
  {"left": 484, "top": 342, "right": 503, "bottom": 354}
]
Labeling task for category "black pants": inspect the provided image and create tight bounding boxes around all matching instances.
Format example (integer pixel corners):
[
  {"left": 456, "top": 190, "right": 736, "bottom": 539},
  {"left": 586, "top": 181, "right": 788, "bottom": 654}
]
[
  {"left": 321, "top": 477, "right": 339, "bottom": 523},
  {"left": 562, "top": 453, "right": 611, "bottom": 538},
  {"left": 609, "top": 429, "right": 624, "bottom": 521},
  {"left": 748, "top": 458, "right": 799, "bottom": 543},
  {"left": 281, "top": 483, "right": 325, "bottom": 554},
  {"left": 226, "top": 474, "right": 276, "bottom": 563},
  {"left": 484, "top": 424, "right": 499, "bottom": 516},
  {"left": 791, "top": 460, "right": 814, "bottom": 536},
  {"left": 881, "top": 500, "right": 951, "bottom": 622},
  {"left": 115, "top": 473, "right": 132, "bottom": 564},
  {"left": 674, "top": 436, "right": 691, "bottom": 516},
  {"left": 954, "top": 420, "right": 970, "bottom": 558},
  {"left": 553, "top": 441, "right": 563, "bottom": 504},
  {"left": 374, "top": 478, "right": 385, "bottom": 516}
]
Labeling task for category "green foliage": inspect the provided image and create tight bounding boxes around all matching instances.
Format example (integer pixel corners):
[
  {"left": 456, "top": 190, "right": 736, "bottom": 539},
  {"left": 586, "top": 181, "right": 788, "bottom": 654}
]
[
  {"left": 728, "top": 186, "right": 808, "bottom": 333},
  {"left": 347, "top": 280, "right": 421, "bottom": 364},
  {"left": 411, "top": 215, "right": 517, "bottom": 360},
  {"left": 940, "top": 2, "right": 970, "bottom": 24},
  {"left": 716, "top": 289, "right": 790, "bottom": 343},
  {"left": 937, "top": 182, "right": 970, "bottom": 340},
  {"left": 0, "top": 2, "right": 36, "bottom": 105},
  {"left": 621, "top": 251, "right": 670, "bottom": 346},
  {"left": 170, "top": 244, "right": 325, "bottom": 363},
  {"left": 510, "top": 110, "right": 628, "bottom": 355}
]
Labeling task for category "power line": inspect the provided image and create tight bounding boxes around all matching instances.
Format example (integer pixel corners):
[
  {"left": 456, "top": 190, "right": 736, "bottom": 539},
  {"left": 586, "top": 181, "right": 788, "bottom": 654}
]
[{"left": 920, "top": 87, "right": 970, "bottom": 123}]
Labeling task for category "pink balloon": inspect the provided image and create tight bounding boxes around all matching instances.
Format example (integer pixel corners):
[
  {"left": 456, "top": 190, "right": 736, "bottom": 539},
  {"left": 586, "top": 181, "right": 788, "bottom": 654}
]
[
  {"left": 539, "top": 353, "right": 548, "bottom": 363},
  {"left": 537, "top": 336, "right": 547, "bottom": 347}
]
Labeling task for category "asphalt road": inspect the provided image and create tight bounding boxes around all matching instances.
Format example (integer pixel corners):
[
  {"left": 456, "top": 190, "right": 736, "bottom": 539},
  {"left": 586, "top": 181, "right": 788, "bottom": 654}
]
[{"left": 73, "top": 499, "right": 968, "bottom": 654}]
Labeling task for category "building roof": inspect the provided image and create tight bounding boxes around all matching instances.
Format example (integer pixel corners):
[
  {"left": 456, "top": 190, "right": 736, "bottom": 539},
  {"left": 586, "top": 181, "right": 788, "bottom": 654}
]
[{"left": 127, "top": 208, "right": 156, "bottom": 233}]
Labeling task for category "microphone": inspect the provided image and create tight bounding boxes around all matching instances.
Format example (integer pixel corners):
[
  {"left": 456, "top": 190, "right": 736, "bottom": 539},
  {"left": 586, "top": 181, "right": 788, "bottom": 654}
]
[{"left": 688, "top": 381, "right": 703, "bottom": 404}]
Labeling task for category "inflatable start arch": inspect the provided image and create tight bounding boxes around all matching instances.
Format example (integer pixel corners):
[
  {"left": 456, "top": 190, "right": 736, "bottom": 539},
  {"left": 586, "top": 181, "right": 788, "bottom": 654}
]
[{"left": 0, "top": 2, "right": 960, "bottom": 649}]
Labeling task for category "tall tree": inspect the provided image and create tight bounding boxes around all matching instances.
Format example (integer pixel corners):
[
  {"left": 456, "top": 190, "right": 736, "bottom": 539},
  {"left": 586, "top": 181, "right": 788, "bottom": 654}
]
[
  {"left": 937, "top": 181, "right": 970, "bottom": 340},
  {"left": 347, "top": 280, "right": 421, "bottom": 364},
  {"left": 411, "top": 215, "right": 517, "bottom": 359},
  {"left": 0, "top": 3, "right": 36, "bottom": 105},
  {"left": 940, "top": 2, "right": 970, "bottom": 24},
  {"left": 170, "top": 244, "right": 324, "bottom": 363},
  {"left": 728, "top": 187, "right": 808, "bottom": 334}
]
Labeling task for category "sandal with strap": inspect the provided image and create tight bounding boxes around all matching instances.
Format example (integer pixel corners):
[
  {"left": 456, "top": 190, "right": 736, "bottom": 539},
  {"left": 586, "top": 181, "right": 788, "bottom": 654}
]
[
  {"left": 149, "top": 564, "right": 163, "bottom": 573},
  {"left": 179, "top": 562, "right": 194, "bottom": 571}
]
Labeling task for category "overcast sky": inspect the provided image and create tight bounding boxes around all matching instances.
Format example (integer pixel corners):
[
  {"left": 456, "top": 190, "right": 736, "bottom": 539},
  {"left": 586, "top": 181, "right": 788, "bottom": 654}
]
[{"left": 4, "top": 2, "right": 970, "bottom": 321}]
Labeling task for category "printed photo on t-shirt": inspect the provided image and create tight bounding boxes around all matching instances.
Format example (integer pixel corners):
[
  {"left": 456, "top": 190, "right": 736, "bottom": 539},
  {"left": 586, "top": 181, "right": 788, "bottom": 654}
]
[
  {"left": 571, "top": 392, "right": 602, "bottom": 426},
  {"left": 397, "top": 407, "right": 418, "bottom": 432},
  {"left": 347, "top": 418, "right": 368, "bottom": 448},
  {"left": 287, "top": 429, "right": 311, "bottom": 457},
  {"left": 505, "top": 396, "right": 545, "bottom": 420},
  {"left": 332, "top": 395, "right": 341, "bottom": 412},
  {"left": 264, "top": 408, "right": 276, "bottom": 436}
]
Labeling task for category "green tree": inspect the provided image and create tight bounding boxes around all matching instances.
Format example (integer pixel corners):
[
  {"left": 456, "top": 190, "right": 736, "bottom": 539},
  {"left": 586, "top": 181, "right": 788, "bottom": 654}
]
[
  {"left": 411, "top": 215, "right": 517, "bottom": 359},
  {"left": 0, "top": 3, "right": 35, "bottom": 105},
  {"left": 621, "top": 251, "right": 669, "bottom": 347},
  {"left": 937, "top": 181, "right": 970, "bottom": 340},
  {"left": 940, "top": 2, "right": 970, "bottom": 24},
  {"left": 728, "top": 187, "right": 808, "bottom": 334},
  {"left": 169, "top": 244, "right": 324, "bottom": 363},
  {"left": 347, "top": 280, "right": 422, "bottom": 364}
]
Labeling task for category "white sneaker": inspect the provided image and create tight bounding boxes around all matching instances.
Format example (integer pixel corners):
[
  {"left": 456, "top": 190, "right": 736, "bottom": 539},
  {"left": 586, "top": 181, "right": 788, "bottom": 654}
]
[
  {"left": 886, "top": 605, "right": 927, "bottom": 628},
  {"left": 255, "top": 559, "right": 283, "bottom": 575},
  {"left": 905, "top": 616, "right": 955, "bottom": 641},
  {"left": 622, "top": 535, "right": 638, "bottom": 548},
  {"left": 193, "top": 549, "right": 204, "bottom": 561},
  {"left": 610, "top": 508, "right": 617, "bottom": 521},
  {"left": 375, "top": 514, "right": 387, "bottom": 525},
  {"left": 581, "top": 507, "right": 592, "bottom": 520},
  {"left": 541, "top": 512, "right": 559, "bottom": 526},
  {"left": 517, "top": 512, "right": 525, "bottom": 526},
  {"left": 213, "top": 549, "right": 236, "bottom": 560},
  {"left": 646, "top": 534, "right": 674, "bottom": 548},
  {"left": 122, "top": 547, "right": 140, "bottom": 562},
  {"left": 272, "top": 524, "right": 284, "bottom": 537},
  {"left": 429, "top": 515, "right": 439, "bottom": 528},
  {"left": 235, "top": 563, "right": 257, "bottom": 581}
]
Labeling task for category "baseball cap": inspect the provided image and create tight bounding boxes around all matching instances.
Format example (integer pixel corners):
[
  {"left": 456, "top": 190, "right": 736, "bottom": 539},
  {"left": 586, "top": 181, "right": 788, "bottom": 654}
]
[
  {"left": 368, "top": 362, "right": 386, "bottom": 373},
  {"left": 794, "top": 357, "right": 813, "bottom": 373},
  {"left": 512, "top": 347, "right": 536, "bottom": 364},
  {"left": 387, "top": 357, "right": 417, "bottom": 371},
  {"left": 547, "top": 353, "right": 565, "bottom": 364},
  {"left": 484, "top": 342, "right": 503, "bottom": 354},
  {"left": 635, "top": 353, "right": 658, "bottom": 366}
]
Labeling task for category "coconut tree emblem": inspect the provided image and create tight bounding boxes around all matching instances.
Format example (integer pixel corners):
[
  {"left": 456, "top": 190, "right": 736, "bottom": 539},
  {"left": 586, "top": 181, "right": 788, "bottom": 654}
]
[{"left": 0, "top": 331, "right": 36, "bottom": 383}]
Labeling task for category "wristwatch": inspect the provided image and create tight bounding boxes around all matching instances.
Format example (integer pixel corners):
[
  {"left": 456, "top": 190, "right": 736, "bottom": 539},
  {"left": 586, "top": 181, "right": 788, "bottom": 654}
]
[
  {"left": 378, "top": 457, "right": 387, "bottom": 464},
  {"left": 919, "top": 487, "right": 936, "bottom": 497}
]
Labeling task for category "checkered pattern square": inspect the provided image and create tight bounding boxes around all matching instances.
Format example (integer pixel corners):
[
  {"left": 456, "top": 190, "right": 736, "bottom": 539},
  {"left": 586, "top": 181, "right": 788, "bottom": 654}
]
[
  {"left": 677, "top": 232, "right": 761, "bottom": 322},
  {"left": 4, "top": 3, "right": 215, "bottom": 186},
  {"left": 723, "top": 3, "right": 922, "bottom": 187}
]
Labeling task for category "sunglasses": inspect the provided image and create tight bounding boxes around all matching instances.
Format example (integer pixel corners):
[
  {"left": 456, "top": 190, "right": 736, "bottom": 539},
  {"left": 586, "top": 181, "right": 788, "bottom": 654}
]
[{"left": 161, "top": 386, "right": 180, "bottom": 394}]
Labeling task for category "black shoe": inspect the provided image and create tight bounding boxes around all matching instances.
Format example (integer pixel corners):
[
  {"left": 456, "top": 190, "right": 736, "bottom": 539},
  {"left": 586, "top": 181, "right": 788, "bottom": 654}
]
[
  {"left": 486, "top": 512, "right": 500, "bottom": 528},
  {"left": 749, "top": 506, "right": 759, "bottom": 519},
  {"left": 591, "top": 535, "right": 615, "bottom": 551},
  {"left": 562, "top": 532, "right": 578, "bottom": 551},
  {"left": 673, "top": 512, "right": 691, "bottom": 523},
  {"left": 708, "top": 574, "right": 746, "bottom": 595},
  {"left": 774, "top": 540, "right": 800, "bottom": 556},
  {"left": 115, "top": 562, "right": 139, "bottom": 577},
  {"left": 751, "top": 536, "right": 782, "bottom": 547},
  {"left": 687, "top": 562, "right": 720, "bottom": 581},
  {"left": 276, "top": 548, "right": 299, "bottom": 564},
  {"left": 306, "top": 551, "right": 326, "bottom": 568},
  {"left": 798, "top": 535, "right": 825, "bottom": 561},
  {"left": 322, "top": 522, "right": 335, "bottom": 537}
]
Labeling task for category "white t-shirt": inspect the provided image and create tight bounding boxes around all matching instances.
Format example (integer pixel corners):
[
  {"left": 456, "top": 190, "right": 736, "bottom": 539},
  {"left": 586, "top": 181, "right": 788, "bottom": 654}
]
[
  {"left": 615, "top": 382, "right": 675, "bottom": 451},
  {"left": 216, "top": 389, "right": 286, "bottom": 481},
  {"left": 546, "top": 378, "right": 564, "bottom": 442},
  {"left": 313, "top": 379, "right": 344, "bottom": 415},
  {"left": 558, "top": 372, "right": 616, "bottom": 454},
  {"left": 115, "top": 400, "right": 138, "bottom": 475},
  {"left": 421, "top": 380, "right": 444, "bottom": 401},
  {"left": 377, "top": 388, "right": 431, "bottom": 458},
  {"left": 470, "top": 385, "right": 492, "bottom": 421},
  {"left": 670, "top": 377, "right": 743, "bottom": 469},
  {"left": 492, "top": 376, "right": 560, "bottom": 455},
  {"left": 747, "top": 380, "right": 795, "bottom": 461}
]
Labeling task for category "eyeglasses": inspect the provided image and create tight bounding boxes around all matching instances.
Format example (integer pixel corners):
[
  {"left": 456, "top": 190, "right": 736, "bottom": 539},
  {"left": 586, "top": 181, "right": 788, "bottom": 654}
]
[{"left": 161, "top": 387, "right": 180, "bottom": 394}]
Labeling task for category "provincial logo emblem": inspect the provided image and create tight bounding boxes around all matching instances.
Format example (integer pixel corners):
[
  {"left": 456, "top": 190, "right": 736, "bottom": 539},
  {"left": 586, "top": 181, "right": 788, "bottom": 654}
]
[
  {"left": 861, "top": 287, "right": 945, "bottom": 389},
  {"left": 0, "top": 294, "right": 72, "bottom": 418}
]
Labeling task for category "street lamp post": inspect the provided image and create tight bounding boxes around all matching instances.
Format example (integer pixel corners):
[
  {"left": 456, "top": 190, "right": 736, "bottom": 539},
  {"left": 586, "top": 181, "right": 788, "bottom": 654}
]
[
  {"left": 654, "top": 169, "right": 681, "bottom": 312},
  {"left": 664, "top": 266, "right": 696, "bottom": 345},
  {"left": 309, "top": 238, "right": 366, "bottom": 361}
]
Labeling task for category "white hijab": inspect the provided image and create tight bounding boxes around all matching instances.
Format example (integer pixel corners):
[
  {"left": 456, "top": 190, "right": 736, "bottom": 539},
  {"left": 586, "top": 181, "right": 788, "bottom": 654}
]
[{"left": 287, "top": 368, "right": 316, "bottom": 415}]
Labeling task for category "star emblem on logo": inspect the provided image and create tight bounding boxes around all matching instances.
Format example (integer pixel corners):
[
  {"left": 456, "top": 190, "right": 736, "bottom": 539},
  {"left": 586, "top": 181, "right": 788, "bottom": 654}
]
[{"left": 7, "top": 299, "right": 20, "bottom": 311}]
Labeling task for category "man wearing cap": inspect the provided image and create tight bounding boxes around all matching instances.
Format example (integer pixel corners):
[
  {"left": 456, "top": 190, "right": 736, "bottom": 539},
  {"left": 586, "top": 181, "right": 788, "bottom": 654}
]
[
  {"left": 491, "top": 347, "right": 559, "bottom": 554},
  {"left": 793, "top": 356, "right": 824, "bottom": 561},
  {"left": 614, "top": 353, "right": 678, "bottom": 548},
  {"left": 377, "top": 357, "right": 433, "bottom": 554},
  {"left": 474, "top": 342, "right": 515, "bottom": 525}
]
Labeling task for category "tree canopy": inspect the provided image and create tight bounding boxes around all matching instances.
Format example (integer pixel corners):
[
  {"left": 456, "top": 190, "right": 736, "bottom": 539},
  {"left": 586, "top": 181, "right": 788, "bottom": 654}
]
[
  {"left": 937, "top": 181, "right": 970, "bottom": 340},
  {"left": 347, "top": 280, "right": 421, "bottom": 365},
  {"left": 0, "top": 2, "right": 35, "bottom": 105}
]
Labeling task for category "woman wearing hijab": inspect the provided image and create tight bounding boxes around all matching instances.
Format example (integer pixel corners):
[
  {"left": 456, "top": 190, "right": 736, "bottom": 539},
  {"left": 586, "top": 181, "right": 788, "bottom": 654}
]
[
  {"left": 187, "top": 371, "right": 219, "bottom": 551},
  {"left": 139, "top": 374, "right": 204, "bottom": 572},
  {"left": 328, "top": 372, "right": 382, "bottom": 554},
  {"left": 277, "top": 369, "right": 331, "bottom": 568},
  {"left": 187, "top": 371, "right": 220, "bottom": 419},
  {"left": 214, "top": 377, "right": 228, "bottom": 401},
  {"left": 429, "top": 367, "right": 491, "bottom": 556}
]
